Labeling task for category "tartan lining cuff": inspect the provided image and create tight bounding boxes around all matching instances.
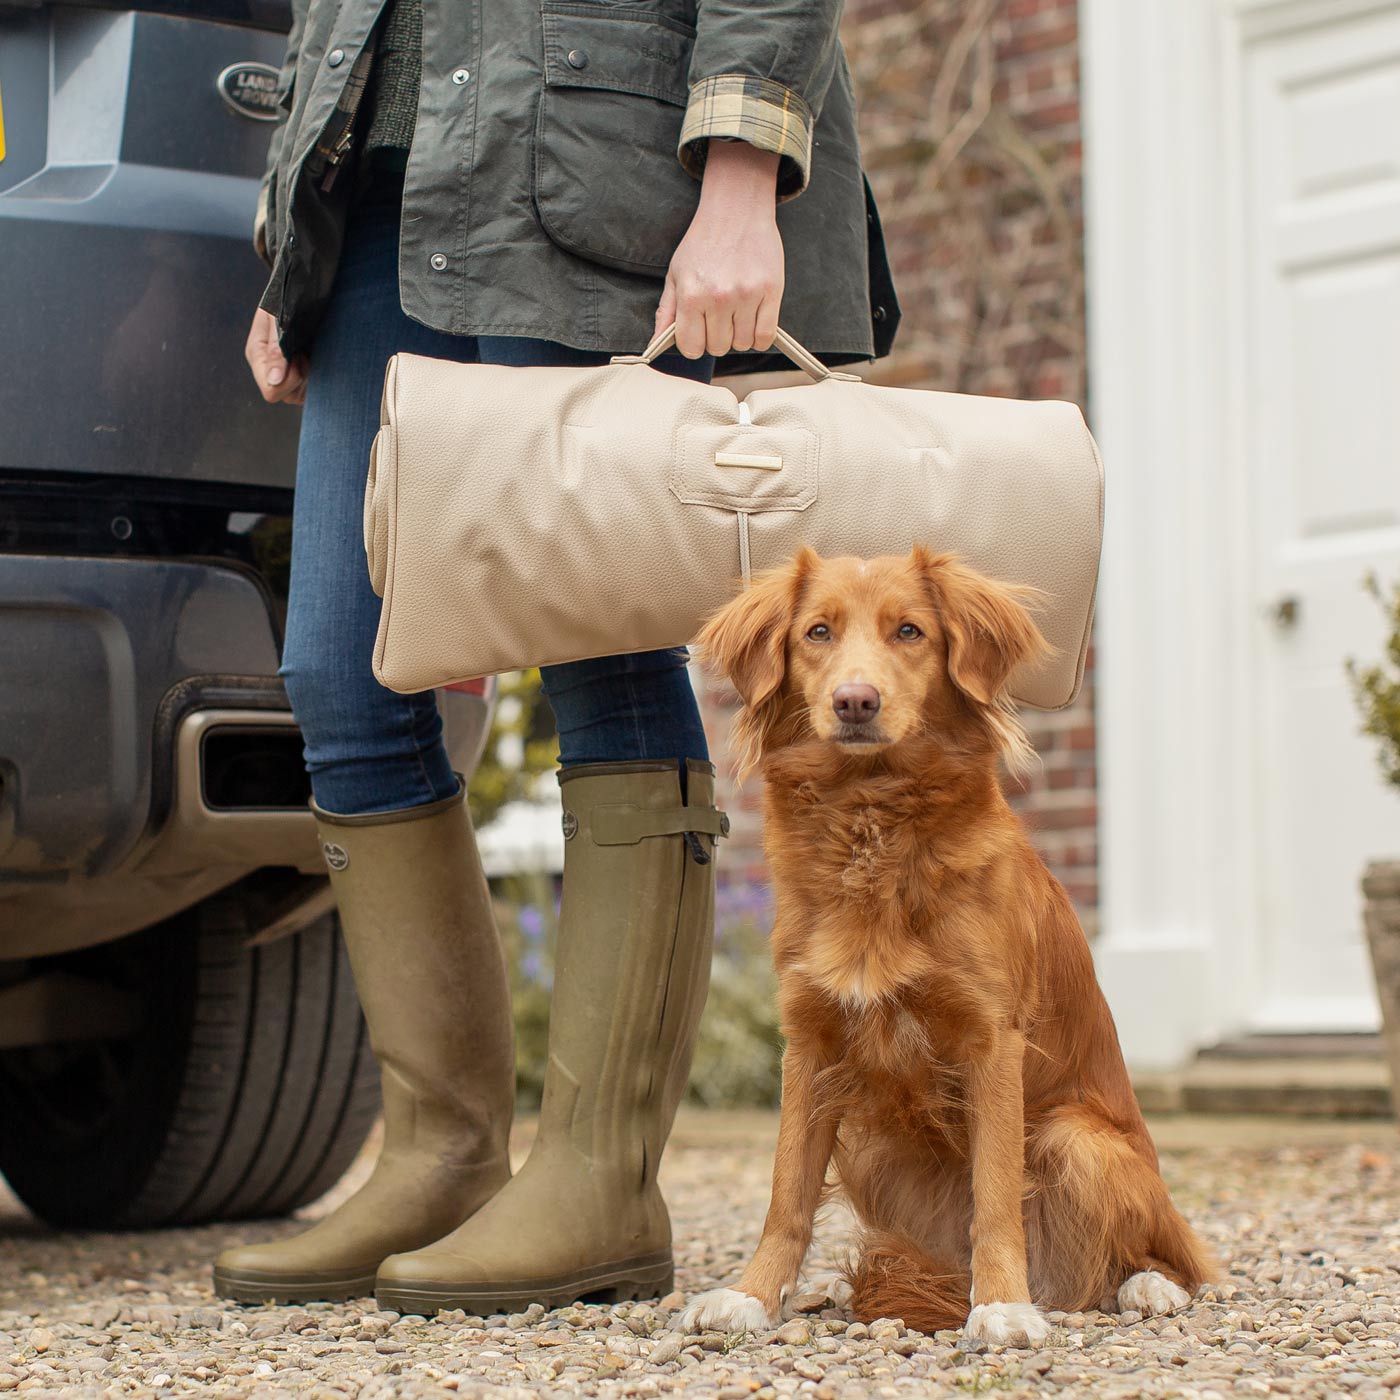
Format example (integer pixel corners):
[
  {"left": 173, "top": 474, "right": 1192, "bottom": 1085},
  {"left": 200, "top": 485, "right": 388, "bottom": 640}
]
[{"left": 678, "top": 74, "right": 814, "bottom": 201}]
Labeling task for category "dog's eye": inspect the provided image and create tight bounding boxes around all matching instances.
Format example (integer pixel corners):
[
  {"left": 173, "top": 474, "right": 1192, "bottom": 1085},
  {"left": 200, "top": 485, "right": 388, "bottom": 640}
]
[
  {"left": 897, "top": 623, "right": 923, "bottom": 640},
  {"left": 806, "top": 623, "right": 832, "bottom": 642}
]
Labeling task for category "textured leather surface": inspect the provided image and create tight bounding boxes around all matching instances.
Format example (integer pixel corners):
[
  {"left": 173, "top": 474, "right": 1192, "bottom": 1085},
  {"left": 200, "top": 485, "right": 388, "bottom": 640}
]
[{"left": 365, "top": 353, "right": 1105, "bottom": 710}]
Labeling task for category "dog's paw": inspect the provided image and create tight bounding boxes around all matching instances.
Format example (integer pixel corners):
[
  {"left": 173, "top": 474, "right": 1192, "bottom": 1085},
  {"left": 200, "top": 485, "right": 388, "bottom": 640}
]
[
  {"left": 804, "top": 1273, "right": 854, "bottom": 1310},
  {"left": 963, "top": 1301, "right": 1051, "bottom": 1349},
  {"left": 676, "top": 1287, "right": 776, "bottom": 1334},
  {"left": 1118, "top": 1270, "right": 1191, "bottom": 1318}
]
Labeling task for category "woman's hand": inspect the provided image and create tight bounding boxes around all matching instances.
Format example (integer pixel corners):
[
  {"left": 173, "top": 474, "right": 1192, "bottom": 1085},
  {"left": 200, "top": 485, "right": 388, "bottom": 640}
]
[
  {"left": 655, "top": 141, "right": 784, "bottom": 360},
  {"left": 245, "top": 307, "right": 309, "bottom": 404}
]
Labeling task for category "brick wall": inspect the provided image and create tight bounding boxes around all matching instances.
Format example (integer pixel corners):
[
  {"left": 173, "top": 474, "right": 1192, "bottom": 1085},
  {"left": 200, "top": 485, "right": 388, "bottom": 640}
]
[{"left": 699, "top": 0, "right": 1099, "bottom": 933}]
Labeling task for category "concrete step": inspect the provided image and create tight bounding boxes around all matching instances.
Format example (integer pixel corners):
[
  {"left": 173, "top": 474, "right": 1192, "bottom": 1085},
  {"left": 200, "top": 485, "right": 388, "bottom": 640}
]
[{"left": 1134, "top": 1055, "right": 1393, "bottom": 1118}]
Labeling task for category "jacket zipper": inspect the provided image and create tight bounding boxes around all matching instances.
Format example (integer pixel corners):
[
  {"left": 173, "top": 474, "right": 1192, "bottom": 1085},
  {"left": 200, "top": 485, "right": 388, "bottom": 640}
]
[
  {"left": 319, "top": 124, "right": 357, "bottom": 192},
  {"left": 315, "top": 39, "right": 378, "bottom": 193}
]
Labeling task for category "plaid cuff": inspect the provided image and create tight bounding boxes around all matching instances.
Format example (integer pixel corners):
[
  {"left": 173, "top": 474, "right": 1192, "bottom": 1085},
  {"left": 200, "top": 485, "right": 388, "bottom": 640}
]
[{"left": 678, "top": 74, "right": 813, "bottom": 201}]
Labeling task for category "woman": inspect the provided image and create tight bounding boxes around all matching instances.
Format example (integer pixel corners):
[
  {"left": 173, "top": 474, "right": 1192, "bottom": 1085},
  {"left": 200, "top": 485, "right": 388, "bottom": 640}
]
[{"left": 214, "top": 0, "right": 897, "bottom": 1313}]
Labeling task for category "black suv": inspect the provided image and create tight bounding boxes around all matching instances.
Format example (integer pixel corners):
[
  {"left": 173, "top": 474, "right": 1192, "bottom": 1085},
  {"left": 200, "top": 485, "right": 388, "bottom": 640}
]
[{"left": 0, "top": 0, "right": 491, "bottom": 1228}]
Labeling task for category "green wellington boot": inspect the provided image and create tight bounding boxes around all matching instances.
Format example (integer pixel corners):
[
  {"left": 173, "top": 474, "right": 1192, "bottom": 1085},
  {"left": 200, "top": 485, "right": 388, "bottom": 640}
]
[
  {"left": 375, "top": 759, "right": 726, "bottom": 1315},
  {"left": 214, "top": 784, "right": 515, "bottom": 1304}
]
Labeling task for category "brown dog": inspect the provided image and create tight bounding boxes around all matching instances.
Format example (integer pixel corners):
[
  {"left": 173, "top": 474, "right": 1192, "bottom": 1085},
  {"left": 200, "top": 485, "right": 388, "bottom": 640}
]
[{"left": 678, "top": 548, "right": 1212, "bottom": 1346}]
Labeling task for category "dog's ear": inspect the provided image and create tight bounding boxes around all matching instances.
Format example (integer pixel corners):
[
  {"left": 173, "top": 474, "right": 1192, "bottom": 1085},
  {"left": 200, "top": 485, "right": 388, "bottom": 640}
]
[
  {"left": 697, "top": 548, "right": 815, "bottom": 707},
  {"left": 914, "top": 547, "right": 1051, "bottom": 705},
  {"left": 698, "top": 550, "right": 816, "bottom": 775}
]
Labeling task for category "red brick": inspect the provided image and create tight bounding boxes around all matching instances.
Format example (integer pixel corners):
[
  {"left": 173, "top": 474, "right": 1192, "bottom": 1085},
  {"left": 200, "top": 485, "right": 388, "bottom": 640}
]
[
  {"left": 1025, "top": 99, "right": 1081, "bottom": 131},
  {"left": 1027, "top": 805, "right": 1098, "bottom": 832},
  {"left": 998, "top": 22, "right": 1079, "bottom": 59}
]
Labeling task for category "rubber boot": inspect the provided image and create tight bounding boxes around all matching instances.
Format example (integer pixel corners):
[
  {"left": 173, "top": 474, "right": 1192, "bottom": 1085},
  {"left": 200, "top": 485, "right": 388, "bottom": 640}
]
[
  {"left": 375, "top": 759, "right": 726, "bottom": 1315},
  {"left": 213, "top": 784, "right": 515, "bottom": 1303}
]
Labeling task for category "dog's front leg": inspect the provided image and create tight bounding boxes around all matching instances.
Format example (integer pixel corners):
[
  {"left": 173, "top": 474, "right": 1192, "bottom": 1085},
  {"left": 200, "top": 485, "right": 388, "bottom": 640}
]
[
  {"left": 679, "top": 1046, "right": 837, "bottom": 1333},
  {"left": 962, "top": 1029, "right": 1049, "bottom": 1348}
]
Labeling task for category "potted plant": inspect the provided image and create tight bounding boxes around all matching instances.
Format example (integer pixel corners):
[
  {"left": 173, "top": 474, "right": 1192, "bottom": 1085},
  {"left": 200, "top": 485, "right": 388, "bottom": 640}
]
[{"left": 1349, "top": 573, "right": 1400, "bottom": 1110}]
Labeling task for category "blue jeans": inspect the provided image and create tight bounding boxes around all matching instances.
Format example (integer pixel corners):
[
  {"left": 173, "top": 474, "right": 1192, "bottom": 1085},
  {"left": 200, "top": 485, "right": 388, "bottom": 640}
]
[{"left": 281, "top": 196, "right": 712, "bottom": 816}]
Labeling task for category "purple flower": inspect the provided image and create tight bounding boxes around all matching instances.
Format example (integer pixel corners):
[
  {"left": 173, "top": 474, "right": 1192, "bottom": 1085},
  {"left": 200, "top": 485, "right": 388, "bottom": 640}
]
[{"left": 716, "top": 880, "right": 774, "bottom": 925}]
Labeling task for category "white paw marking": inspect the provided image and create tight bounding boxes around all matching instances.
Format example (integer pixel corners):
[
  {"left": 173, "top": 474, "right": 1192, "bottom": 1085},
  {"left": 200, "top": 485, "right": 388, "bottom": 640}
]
[
  {"left": 676, "top": 1287, "right": 776, "bottom": 1334},
  {"left": 1118, "top": 1270, "right": 1190, "bottom": 1317},
  {"left": 963, "top": 1301, "right": 1051, "bottom": 1349}
]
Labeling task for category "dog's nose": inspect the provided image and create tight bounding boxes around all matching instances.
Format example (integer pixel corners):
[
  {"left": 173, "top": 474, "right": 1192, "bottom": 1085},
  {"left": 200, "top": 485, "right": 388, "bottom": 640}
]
[{"left": 832, "top": 683, "right": 882, "bottom": 724}]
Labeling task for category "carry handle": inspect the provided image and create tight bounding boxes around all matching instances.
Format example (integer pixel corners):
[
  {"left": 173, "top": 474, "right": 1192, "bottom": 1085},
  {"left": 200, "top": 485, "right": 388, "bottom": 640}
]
[{"left": 611, "top": 323, "right": 858, "bottom": 384}]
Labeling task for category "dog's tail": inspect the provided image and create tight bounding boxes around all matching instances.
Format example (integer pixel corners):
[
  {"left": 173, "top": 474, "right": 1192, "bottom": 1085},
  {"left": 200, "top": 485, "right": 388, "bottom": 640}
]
[
  {"left": 1148, "top": 1199, "right": 1219, "bottom": 1294},
  {"left": 844, "top": 1231, "right": 970, "bottom": 1333}
]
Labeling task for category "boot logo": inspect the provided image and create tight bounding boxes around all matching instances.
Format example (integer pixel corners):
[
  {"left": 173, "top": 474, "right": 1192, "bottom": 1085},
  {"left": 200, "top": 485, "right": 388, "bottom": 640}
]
[
  {"left": 322, "top": 841, "right": 350, "bottom": 871},
  {"left": 561, "top": 809, "right": 578, "bottom": 840}
]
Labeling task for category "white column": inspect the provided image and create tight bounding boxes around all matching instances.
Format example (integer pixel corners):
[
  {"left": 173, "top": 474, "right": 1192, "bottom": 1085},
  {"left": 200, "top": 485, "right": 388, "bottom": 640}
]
[{"left": 1081, "top": 0, "right": 1261, "bottom": 1068}]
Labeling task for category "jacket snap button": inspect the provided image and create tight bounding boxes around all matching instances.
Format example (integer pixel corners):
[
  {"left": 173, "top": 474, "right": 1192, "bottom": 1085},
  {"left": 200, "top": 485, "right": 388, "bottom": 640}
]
[
  {"left": 451, "top": 67, "right": 470, "bottom": 84},
  {"left": 430, "top": 253, "right": 448, "bottom": 271},
  {"left": 872, "top": 304, "right": 887, "bottom": 322},
  {"left": 327, "top": 48, "right": 345, "bottom": 67},
  {"left": 566, "top": 48, "right": 589, "bottom": 69}
]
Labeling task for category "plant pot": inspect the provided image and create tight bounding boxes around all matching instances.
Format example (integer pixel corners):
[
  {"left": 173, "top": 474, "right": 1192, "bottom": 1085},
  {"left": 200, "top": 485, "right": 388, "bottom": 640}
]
[{"left": 1363, "top": 858, "right": 1400, "bottom": 1118}]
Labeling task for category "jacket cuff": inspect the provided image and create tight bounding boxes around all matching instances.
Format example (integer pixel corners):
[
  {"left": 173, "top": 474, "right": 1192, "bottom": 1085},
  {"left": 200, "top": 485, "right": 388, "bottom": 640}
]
[{"left": 678, "top": 74, "right": 813, "bottom": 202}]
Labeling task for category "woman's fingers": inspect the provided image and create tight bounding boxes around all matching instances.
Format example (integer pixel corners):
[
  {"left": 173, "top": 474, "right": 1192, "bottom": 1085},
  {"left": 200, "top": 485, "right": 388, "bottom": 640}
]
[
  {"left": 267, "top": 359, "right": 307, "bottom": 403},
  {"left": 754, "top": 294, "right": 780, "bottom": 353},
  {"left": 654, "top": 274, "right": 678, "bottom": 341},
  {"left": 673, "top": 287, "right": 710, "bottom": 361},
  {"left": 706, "top": 308, "right": 737, "bottom": 359},
  {"left": 245, "top": 306, "right": 306, "bottom": 404},
  {"left": 662, "top": 254, "right": 783, "bottom": 362},
  {"left": 279, "top": 355, "right": 309, "bottom": 404},
  {"left": 659, "top": 142, "right": 783, "bottom": 362},
  {"left": 730, "top": 302, "right": 759, "bottom": 355}
]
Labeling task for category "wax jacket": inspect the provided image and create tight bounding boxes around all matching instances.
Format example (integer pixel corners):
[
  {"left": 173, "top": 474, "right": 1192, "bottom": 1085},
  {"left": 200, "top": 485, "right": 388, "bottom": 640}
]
[{"left": 256, "top": 0, "right": 899, "bottom": 374}]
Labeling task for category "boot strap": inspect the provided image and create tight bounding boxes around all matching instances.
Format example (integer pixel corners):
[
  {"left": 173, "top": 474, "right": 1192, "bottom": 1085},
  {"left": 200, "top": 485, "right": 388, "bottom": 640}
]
[{"left": 588, "top": 804, "right": 730, "bottom": 847}]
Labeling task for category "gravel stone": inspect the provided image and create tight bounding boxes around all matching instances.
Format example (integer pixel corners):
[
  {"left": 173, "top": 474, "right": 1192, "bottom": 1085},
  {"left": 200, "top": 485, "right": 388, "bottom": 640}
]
[{"left": 4, "top": 1116, "right": 1400, "bottom": 1398}]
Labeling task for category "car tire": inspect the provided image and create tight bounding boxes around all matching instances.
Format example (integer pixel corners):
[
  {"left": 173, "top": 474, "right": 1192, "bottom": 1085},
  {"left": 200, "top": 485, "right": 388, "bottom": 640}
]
[{"left": 0, "top": 889, "right": 379, "bottom": 1229}]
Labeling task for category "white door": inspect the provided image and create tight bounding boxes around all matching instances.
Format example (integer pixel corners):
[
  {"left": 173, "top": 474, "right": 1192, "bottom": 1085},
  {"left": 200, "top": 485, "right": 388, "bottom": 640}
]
[{"left": 1244, "top": 3, "right": 1400, "bottom": 1030}]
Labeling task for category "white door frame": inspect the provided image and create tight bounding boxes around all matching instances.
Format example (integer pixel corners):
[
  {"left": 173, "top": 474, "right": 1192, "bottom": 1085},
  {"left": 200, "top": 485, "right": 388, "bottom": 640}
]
[{"left": 1081, "top": 0, "right": 1396, "bottom": 1068}]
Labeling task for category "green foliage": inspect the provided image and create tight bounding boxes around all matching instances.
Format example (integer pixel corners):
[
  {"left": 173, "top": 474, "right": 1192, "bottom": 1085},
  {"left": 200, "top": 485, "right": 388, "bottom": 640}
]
[
  {"left": 688, "top": 913, "right": 783, "bottom": 1108},
  {"left": 468, "top": 670, "right": 559, "bottom": 828},
  {"left": 1347, "top": 574, "right": 1400, "bottom": 793},
  {"left": 492, "top": 870, "right": 558, "bottom": 1107}
]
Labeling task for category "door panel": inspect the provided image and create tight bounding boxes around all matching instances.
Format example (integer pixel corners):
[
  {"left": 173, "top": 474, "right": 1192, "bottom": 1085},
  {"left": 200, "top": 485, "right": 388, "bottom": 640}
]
[{"left": 1245, "top": 4, "right": 1400, "bottom": 1030}]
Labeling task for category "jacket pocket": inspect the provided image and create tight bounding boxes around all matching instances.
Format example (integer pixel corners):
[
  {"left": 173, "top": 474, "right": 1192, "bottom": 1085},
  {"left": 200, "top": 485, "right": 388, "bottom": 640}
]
[{"left": 532, "top": 3, "right": 699, "bottom": 277}]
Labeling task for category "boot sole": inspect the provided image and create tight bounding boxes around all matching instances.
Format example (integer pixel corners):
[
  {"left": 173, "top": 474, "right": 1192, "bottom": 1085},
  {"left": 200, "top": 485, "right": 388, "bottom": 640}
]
[
  {"left": 375, "top": 1251, "right": 674, "bottom": 1316},
  {"left": 214, "top": 1264, "right": 379, "bottom": 1305}
]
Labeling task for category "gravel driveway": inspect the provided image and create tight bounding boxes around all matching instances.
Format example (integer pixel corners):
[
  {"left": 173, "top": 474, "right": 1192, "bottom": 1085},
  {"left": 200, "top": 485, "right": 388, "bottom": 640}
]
[{"left": 2, "top": 1111, "right": 1399, "bottom": 1399}]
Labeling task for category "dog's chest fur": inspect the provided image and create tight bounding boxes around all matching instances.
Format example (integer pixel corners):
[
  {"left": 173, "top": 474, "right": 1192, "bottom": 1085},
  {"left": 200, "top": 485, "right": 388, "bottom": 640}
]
[{"left": 780, "top": 800, "right": 947, "bottom": 1008}]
